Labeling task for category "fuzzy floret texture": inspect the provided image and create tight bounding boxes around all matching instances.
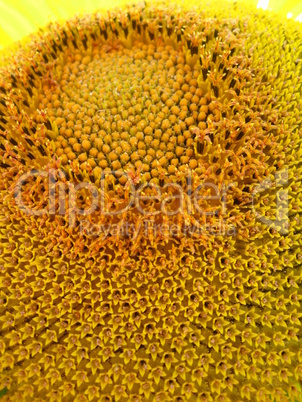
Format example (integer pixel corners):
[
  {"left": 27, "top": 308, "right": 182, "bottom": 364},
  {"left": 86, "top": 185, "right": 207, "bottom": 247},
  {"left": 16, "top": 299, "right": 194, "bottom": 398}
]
[{"left": 0, "top": 1, "right": 302, "bottom": 401}]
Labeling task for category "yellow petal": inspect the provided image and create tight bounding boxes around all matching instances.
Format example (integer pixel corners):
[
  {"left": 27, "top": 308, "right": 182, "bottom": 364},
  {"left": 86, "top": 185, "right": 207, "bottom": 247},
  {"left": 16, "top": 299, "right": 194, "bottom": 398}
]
[{"left": 0, "top": 0, "right": 130, "bottom": 50}]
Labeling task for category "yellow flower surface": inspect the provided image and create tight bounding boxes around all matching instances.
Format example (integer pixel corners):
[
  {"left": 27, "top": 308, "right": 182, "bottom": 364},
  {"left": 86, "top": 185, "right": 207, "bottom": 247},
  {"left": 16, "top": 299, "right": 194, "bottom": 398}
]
[
  {"left": 1, "top": 0, "right": 302, "bottom": 51},
  {"left": 0, "top": 0, "right": 302, "bottom": 401}
]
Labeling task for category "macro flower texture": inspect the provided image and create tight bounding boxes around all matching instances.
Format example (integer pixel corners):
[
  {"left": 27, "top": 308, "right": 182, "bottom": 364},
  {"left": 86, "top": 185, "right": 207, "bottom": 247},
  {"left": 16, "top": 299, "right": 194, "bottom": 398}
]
[{"left": 0, "top": 0, "right": 302, "bottom": 400}]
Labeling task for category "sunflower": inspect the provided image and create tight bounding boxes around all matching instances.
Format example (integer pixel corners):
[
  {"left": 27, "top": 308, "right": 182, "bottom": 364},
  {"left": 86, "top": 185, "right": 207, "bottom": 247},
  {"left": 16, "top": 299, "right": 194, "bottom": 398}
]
[{"left": 0, "top": 0, "right": 302, "bottom": 401}]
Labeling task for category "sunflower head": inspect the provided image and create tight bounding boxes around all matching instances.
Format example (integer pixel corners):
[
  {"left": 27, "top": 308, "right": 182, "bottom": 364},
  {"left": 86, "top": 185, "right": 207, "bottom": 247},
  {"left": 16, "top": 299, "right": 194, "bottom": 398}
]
[
  {"left": 0, "top": 1, "right": 302, "bottom": 401},
  {"left": 0, "top": 0, "right": 280, "bottom": 248}
]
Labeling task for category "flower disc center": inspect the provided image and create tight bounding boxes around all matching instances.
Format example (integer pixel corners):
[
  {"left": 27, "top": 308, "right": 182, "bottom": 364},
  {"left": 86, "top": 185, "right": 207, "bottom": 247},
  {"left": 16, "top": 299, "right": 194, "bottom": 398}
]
[{"left": 44, "top": 41, "right": 219, "bottom": 185}]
